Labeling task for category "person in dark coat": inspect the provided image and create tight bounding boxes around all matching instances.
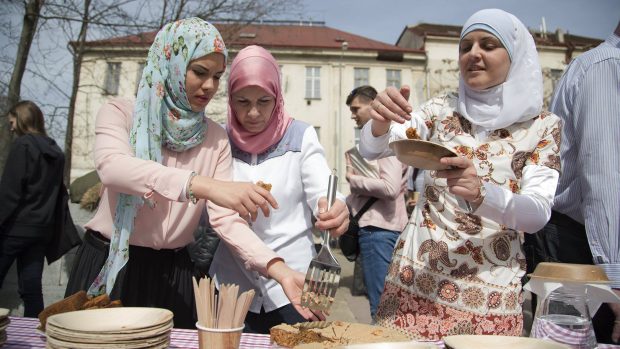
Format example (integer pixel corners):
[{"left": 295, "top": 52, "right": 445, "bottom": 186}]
[{"left": 0, "top": 100, "right": 65, "bottom": 317}]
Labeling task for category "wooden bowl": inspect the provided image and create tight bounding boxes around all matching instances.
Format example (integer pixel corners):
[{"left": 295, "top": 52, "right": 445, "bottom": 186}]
[
  {"left": 389, "top": 139, "right": 457, "bottom": 170},
  {"left": 528, "top": 262, "right": 610, "bottom": 284},
  {"left": 443, "top": 335, "right": 570, "bottom": 349}
]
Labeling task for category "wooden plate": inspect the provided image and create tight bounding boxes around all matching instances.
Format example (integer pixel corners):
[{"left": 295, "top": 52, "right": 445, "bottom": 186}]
[
  {"left": 528, "top": 262, "right": 610, "bottom": 284},
  {"left": 338, "top": 342, "right": 438, "bottom": 348},
  {"left": 46, "top": 307, "right": 173, "bottom": 333},
  {"left": 443, "top": 335, "right": 570, "bottom": 349},
  {"left": 389, "top": 139, "right": 457, "bottom": 170}
]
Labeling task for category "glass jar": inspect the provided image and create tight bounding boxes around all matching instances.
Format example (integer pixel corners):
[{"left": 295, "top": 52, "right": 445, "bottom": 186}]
[{"left": 530, "top": 285, "right": 597, "bottom": 349}]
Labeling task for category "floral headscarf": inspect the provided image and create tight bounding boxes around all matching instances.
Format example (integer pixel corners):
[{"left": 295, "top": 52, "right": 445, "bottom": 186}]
[
  {"left": 88, "top": 18, "right": 227, "bottom": 296},
  {"left": 227, "top": 45, "right": 292, "bottom": 154}
]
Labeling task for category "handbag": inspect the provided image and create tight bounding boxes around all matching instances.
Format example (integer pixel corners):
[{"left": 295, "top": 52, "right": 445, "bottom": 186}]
[
  {"left": 339, "top": 197, "right": 378, "bottom": 262},
  {"left": 187, "top": 208, "right": 220, "bottom": 277},
  {"left": 46, "top": 183, "right": 82, "bottom": 264}
]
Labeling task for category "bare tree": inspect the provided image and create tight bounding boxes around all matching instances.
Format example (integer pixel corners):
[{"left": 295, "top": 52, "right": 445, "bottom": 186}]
[
  {"left": 40, "top": 0, "right": 150, "bottom": 185},
  {"left": 0, "top": 0, "right": 45, "bottom": 177},
  {"left": 62, "top": 0, "right": 91, "bottom": 186},
  {"left": 2, "top": 0, "right": 303, "bottom": 184}
]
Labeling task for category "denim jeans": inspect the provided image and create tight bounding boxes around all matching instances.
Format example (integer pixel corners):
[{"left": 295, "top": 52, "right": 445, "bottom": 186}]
[
  {"left": 0, "top": 235, "right": 46, "bottom": 317},
  {"left": 358, "top": 226, "right": 399, "bottom": 320}
]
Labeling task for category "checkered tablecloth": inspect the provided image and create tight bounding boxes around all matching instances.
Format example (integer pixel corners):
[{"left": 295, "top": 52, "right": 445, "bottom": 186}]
[
  {"left": 4, "top": 316, "right": 620, "bottom": 348},
  {"left": 4, "top": 317, "right": 273, "bottom": 348}
]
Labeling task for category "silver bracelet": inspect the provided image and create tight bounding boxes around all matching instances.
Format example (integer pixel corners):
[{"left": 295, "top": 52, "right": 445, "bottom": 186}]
[{"left": 187, "top": 171, "right": 198, "bottom": 204}]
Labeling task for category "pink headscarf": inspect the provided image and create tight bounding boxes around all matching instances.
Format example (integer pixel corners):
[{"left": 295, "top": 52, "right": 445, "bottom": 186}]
[{"left": 227, "top": 45, "right": 292, "bottom": 154}]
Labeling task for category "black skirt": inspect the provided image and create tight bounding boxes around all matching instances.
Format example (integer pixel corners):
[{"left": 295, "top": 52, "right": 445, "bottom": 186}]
[{"left": 65, "top": 230, "right": 197, "bottom": 329}]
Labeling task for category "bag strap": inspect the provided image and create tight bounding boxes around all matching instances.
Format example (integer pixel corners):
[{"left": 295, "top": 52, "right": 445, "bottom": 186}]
[{"left": 354, "top": 197, "right": 378, "bottom": 220}]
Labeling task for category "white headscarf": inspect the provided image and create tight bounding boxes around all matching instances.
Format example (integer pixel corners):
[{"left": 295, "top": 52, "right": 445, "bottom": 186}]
[{"left": 457, "top": 9, "right": 543, "bottom": 130}]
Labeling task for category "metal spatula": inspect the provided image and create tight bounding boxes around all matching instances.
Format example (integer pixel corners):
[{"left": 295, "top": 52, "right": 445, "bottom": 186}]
[{"left": 301, "top": 170, "right": 341, "bottom": 311}]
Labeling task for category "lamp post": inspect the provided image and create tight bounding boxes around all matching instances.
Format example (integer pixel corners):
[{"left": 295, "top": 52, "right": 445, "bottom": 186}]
[{"left": 337, "top": 40, "right": 348, "bottom": 184}]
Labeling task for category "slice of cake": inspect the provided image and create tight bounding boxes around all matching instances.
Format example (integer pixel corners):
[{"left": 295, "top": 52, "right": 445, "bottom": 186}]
[{"left": 270, "top": 321, "right": 410, "bottom": 348}]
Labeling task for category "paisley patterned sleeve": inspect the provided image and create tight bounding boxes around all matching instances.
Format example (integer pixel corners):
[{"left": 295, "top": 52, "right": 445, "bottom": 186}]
[{"left": 524, "top": 112, "right": 562, "bottom": 174}]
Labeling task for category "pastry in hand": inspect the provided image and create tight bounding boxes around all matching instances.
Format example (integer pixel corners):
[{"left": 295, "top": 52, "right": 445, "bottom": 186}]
[
  {"left": 406, "top": 127, "right": 420, "bottom": 139},
  {"left": 256, "top": 180, "right": 272, "bottom": 192}
]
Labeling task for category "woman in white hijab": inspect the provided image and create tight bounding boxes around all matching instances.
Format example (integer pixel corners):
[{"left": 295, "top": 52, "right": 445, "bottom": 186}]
[{"left": 359, "top": 9, "right": 561, "bottom": 339}]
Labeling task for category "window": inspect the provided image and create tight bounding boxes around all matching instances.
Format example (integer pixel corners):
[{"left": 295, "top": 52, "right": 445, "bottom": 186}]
[
  {"left": 134, "top": 62, "right": 145, "bottom": 95},
  {"left": 550, "top": 69, "right": 563, "bottom": 91},
  {"left": 104, "top": 62, "right": 121, "bottom": 95},
  {"left": 305, "top": 66, "right": 321, "bottom": 99},
  {"left": 354, "top": 68, "right": 369, "bottom": 87},
  {"left": 386, "top": 69, "right": 401, "bottom": 88},
  {"left": 314, "top": 126, "right": 321, "bottom": 142}
]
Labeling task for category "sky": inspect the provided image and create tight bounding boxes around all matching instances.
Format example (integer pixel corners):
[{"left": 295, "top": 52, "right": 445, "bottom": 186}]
[
  {"left": 298, "top": 0, "right": 619, "bottom": 44},
  {"left": 1, "top": 0, "right": 618, "bottom": 143}
]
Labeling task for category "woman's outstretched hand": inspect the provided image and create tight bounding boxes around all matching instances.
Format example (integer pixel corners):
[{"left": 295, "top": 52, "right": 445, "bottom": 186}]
[
  {"left": 369, "top": 85, "right": 413, "bottom": 137},
  {"left": 191, "top": 176, "right": 278, "bottom": 221},
  {"left": 267, "top": 260, "right": 326, "bottom": 321},
  {"left": 436, "top": 156, "right": 483, "bottom": 205},
  {"left": 315, "top": 198, "right": 349, "bottom": 238}
]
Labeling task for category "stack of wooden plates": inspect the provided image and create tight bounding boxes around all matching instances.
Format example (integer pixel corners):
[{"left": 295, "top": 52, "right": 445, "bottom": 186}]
[
  {"left": 45, "top": 307, "right": 173, "bottom": 349},
  {"left": 528, "top": 262, "right": 610, "bottom": 283},
  {"left": 0, "top": 308, "right": 9, "bottom": 347}
]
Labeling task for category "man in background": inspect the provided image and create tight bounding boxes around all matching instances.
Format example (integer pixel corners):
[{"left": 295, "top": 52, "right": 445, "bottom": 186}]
[
  {"left": 526, "top": 21, "right": 620, "bottom": 343},
  {"left": 344, "top": 85, "right": 408, "bottom": 322}
]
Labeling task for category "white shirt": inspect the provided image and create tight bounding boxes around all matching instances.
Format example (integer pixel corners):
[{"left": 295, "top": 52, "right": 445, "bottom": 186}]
[{"left": 210, "top": 120, "right": 345, "bottom": 313}]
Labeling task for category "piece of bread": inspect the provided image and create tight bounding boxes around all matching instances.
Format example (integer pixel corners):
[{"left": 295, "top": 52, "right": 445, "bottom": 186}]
[
  {"left": 38, "top": 291, "right": 89, "bottom": 330},
  {"left": 256, "top": 181, "right": 272, "bottom": 192},
  {"left": 102, "top": 300, "right": 123, "bottom": 308},
  {"left": 81, "top": 293, "right": 110, "bottom": 309},
  {"left": 38, "top": 292, "right": 124, "bottom": 331},
  {"left": 270, "top": 321, "right": 409, "bottom": 348}
]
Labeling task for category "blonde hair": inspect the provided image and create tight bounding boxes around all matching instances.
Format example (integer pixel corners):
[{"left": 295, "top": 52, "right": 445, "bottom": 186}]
[{"left": 8, "top": 100, "right": 47, "bottom": 136}]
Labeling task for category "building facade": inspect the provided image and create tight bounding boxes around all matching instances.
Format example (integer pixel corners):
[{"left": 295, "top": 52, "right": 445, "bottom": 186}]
[
  {"left": 70, "top": 21, "right": 424, "bottom": 193},
  {"left": 397, "top": 23, "right": 602, "bottom": 105},
  {"left": 70, "top": 20, "right": 602, "bottom": 193}
]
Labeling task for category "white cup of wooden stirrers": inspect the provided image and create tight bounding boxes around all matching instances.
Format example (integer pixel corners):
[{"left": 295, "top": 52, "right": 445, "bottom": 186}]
[{"left": 193, "top": 277, "right": 255, "bottom": 349}]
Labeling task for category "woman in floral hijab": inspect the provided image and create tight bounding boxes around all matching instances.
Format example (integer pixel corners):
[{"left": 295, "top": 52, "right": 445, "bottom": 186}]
[
  {"left": 65, "top": 18, "right": 292, "bottom": 328},
  {"left": 358, "top": 9, "right": 562, "bottom": 339}
]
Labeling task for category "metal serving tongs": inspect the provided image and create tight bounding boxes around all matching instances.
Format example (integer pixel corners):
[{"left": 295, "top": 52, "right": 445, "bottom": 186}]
[{"left": 300, "top": 169, "right": 341, "bottom": 312}]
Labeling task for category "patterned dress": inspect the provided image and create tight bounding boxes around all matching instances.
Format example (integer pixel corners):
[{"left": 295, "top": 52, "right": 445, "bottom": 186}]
[{"left": 376, "top": 93, "right": 561, "bottom": 340}]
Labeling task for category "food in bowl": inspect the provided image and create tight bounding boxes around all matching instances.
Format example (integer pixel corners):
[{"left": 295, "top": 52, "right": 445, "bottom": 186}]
[{"left": 406, "top": 127, "right": 420, "bottom": 140}]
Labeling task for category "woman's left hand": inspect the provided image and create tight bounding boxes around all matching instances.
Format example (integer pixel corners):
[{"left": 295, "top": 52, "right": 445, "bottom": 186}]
[
  {"left": 315, "top": 198, "right": 349, "bottom": 237},
  {"left": 436, "top": 156, "right": 483, "bottom": 204}
]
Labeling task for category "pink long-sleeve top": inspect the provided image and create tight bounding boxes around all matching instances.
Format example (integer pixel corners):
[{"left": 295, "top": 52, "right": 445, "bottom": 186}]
[
  {"left": 346, "top": 154, "right": 409, "bottom": 233},
  {"left": 84, "top": 98, "right": 278, "bottom": 276}
]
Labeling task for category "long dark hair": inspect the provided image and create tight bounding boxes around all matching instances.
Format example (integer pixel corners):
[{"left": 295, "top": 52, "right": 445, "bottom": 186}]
[{"left": 8, "top": 100, "right": 47, "bottom": 136}]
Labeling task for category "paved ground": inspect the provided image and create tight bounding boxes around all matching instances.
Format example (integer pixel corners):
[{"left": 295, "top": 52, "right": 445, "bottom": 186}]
[{"left": 0, "top": 204, "right": 532, "bottom": 332}]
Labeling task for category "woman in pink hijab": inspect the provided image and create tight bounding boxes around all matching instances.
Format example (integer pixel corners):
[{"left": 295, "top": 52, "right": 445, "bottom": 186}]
[{"left": 209, "top": 45, "right": 349, "bottom": 333}]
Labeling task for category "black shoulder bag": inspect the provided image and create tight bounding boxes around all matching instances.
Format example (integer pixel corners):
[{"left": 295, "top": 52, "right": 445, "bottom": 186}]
[
  {"left": 338, "top": 197, "right": 378, "bottom": 262},
  {"left": 187, "top": 208, "right": 221, "bottom": 277}
]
